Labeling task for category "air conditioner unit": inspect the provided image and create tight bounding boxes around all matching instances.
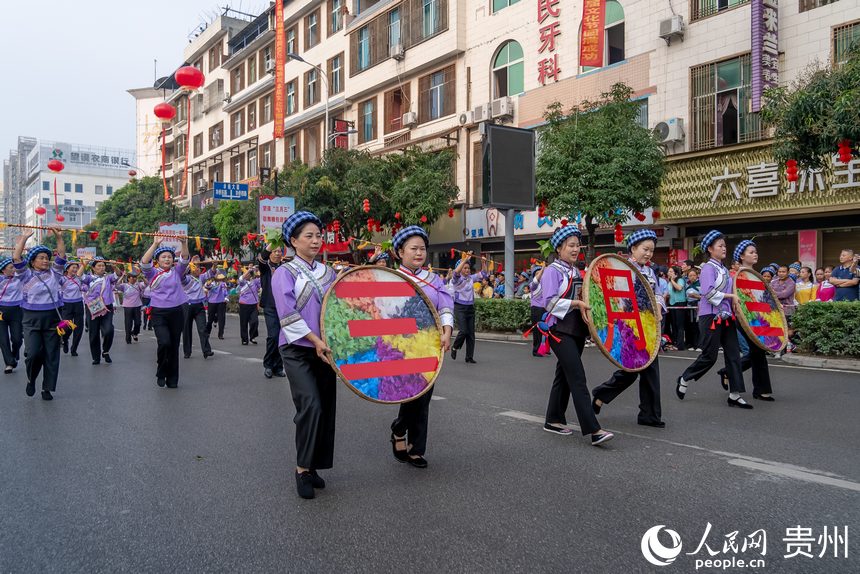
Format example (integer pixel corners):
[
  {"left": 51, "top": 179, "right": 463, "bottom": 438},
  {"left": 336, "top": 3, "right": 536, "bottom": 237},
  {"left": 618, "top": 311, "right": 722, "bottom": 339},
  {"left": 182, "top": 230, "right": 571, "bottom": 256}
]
[
  {"left": 265, "top": 59, "right": 275, "bottom": 73},
  {"left": 402, "top": 111, "right": 418, "bottom": 127},
  {"left": 491, "top": 97, "right": 514, "bottom": 119},
  {"left": 458, "top": 111, "right": 474, "bottom": 126},
  {"left": 653, "top": 118, "right": 685, "bottom": 144},
  {"left": 658, "top": 15, "right": 684, "bottom": 45},
  {"left": 389, "top": 43, "right": 405, "bottom": 61},
  {"left": 472, "top": 103, "right": 491, "bottom": 123},
  {"left": 197, "top": 178, "right": 208, "bottom": 191}
]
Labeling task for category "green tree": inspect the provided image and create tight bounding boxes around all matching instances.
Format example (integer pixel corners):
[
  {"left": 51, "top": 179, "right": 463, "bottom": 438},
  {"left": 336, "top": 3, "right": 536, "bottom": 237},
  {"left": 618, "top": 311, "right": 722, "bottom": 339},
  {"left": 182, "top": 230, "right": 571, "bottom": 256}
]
[
  {"left": 212, "top": 196, "right": 257, "bottom": 255},
  {"left": 762, "top": 45, "right": 860, "bottom": 168},
  {"left": 536, "top": 83, "right": 665, "bottom": 259}
]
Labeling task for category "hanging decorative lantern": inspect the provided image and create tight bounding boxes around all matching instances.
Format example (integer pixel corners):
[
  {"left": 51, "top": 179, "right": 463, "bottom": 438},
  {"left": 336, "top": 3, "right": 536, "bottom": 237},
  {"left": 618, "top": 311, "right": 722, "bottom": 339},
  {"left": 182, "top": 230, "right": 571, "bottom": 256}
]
[
  {"left": 560, "top": 218, "right": 568, "bottom": 227},
  {"left": 45, "top": 159, "right": 65, "bottom": 221},
  {"left": 128, "top": 170, "right": 137, "bottom": 178},
  {"left": 448, "top": 208, "right": 455, "bottom": 218},
  {"left": 47, "top": 159, "right": 64, "bottom": 173},
  {"left": 420, "top": 215, "right": 428, "bottom": 223},
  {"left": 538, "top": 201, "right": 547, "bottom": 218},
  {"left": 837, "top": 140, "right": 853, "bottom": 164},
  {"left": 89, "top": 231, "right": 100, "bottom": 241},
  {"left": 785, "top": 159, "right": 799, "bottom": 183},
  {"left": 174, "top": 66, "right": 205, "bottom": 91},
  {"left": 56, "top": 214, "right": 65, "bottom": 222},
  {"left": 172, "top": 66, "right": 205, "bottom": 206},
  {"left": 154, "top": 102, "right": 177, "bottom": 202},
  {"left": 153, "top": 102, "right": 176, "bottom": 123},
  {"left": 652, "top": 210, "right": 661, "bottom": 220},
  {"left": 35, "top": 206, "right": 47, "bottom": 216},
  {"left": 362, "top": 198, "right": 371, "bottom": 213},
  {"left": 614, "top": 223, "right": 624, "bottom": 244},
  {"left": 633, "top": 212, "right": 646, "bottom": 222},
  {"left": 394, "top": 212, "right": 401, "bottom": 220}
]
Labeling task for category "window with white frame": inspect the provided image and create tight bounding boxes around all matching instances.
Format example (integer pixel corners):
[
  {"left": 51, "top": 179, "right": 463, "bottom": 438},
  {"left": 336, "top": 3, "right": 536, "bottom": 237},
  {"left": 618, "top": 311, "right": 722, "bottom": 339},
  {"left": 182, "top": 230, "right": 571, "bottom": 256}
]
[
  {"left": 492, "top": 41, "right": 524, "bottom": 98},
  {"left": 248, "top": 148, "right": 257, "bottom": 178},
  {"left": 287, "top": 80, "right": 297, "bottom": 114}
]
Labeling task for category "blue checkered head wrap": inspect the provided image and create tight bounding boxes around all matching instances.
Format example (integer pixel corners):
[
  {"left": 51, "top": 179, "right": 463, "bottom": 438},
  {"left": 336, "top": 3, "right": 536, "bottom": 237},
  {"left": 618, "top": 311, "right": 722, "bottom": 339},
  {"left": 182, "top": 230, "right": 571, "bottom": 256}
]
[
  {"left": 0, "top": 257, "right": 12, "bottom": 272},
  {"left": 282, "top": 211, "right": 323, "bottom": 242},
  {"left": 788, "top": 262, "right": 801, "bottom": 272},
  {"left": 733, "top": 239, "right": 755, "bottom": 263},
  {"left": 392, "top": 226, "right": 429, "bottom": 252},
  {"left": 761, "top": 265, "right": 777, "bottom": 277},
  {"left": 25, "top": 245, "right": 53, "bottom": 267},
  {"left": 700, "top": 229, "right": 725, "bottom": 252},
  {"left": 89, "top": 256, "right": 107, "bottom": 269},
  {"left": 550, "top": 225, "right": 582, "bottom": 250},
  {"left": 626, "top": 229, "right": 657, "bottom": 252},
  {"left": 153, "top": 246, "right": 176, "bottom": 260},
  {"left": 64, "top": 259, "right": 81, "bottom": 272}
]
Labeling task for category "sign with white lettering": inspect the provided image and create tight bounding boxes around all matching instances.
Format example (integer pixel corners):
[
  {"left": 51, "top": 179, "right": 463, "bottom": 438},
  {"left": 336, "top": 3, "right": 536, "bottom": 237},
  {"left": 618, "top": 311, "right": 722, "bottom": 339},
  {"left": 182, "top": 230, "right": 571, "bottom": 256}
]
[
  {"left": 213, "top": 181, "right": 249, "bottom": 201},
  {"left": 258, "top": 196, "right": 296, "bottom": 235}
]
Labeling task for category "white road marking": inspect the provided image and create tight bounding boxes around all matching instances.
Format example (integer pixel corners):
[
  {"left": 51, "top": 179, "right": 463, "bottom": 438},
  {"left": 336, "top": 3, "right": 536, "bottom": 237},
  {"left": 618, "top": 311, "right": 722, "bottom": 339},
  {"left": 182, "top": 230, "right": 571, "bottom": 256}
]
[
  {"left": 727, "top": 459, "right": 860, "bottom": 493},
  {"left": 658, "top": 354, "right": 858, "bottom": 374},
  {"left": 211, "top": 349, "right": 232, "bottom": 355},
  {"left": 431, "top": 396, "right": 446, "bottom": 401}
]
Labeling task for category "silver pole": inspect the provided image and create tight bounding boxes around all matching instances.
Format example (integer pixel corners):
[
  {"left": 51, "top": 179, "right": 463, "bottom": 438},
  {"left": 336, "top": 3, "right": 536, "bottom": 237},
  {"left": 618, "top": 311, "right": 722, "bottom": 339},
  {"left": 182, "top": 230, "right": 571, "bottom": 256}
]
[{"left": 504, "top": 208, "right": 515, "bottom": 299}]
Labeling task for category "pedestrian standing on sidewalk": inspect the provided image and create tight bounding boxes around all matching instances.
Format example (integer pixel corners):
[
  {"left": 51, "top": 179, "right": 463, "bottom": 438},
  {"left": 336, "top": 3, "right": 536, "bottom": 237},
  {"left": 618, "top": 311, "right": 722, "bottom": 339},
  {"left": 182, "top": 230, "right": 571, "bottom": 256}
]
[
  {"left": 257, "top": 244, "right": 285, "bottom": 379},
  {"left": 181, "top": 255, "right": 214, "bottom": 359},
  {"left": 667, "top": 266, "right": 687, "bottom": 350},
  {"left": 794, "top": 266, "right": 817, "bottom": 305},
  {"left": 450, "top": 253, "right": 485, "bottom": 364},
  {"left": 237, "top": 266, "right": 261, "bottom": 346},
  {"left": 0, "top": 256, "right": 24, "bottom": 374},
  {"left": 59, "top": 260, "right": 86, "bottom": 356},
  {"left": 81, "top": 256, "right": 123, "bottom": 365},
  {"left": 116, "top": 270, "right": 145, "bottom": 344},
  {"left": 205, "top": 272, "right": 228, "bottom": 339}
]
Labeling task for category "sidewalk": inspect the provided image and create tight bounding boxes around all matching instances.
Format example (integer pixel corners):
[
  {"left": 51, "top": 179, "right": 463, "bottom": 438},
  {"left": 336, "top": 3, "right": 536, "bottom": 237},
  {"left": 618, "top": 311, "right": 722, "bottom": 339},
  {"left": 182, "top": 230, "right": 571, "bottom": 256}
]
[{"left": 780, "top": 353, "right": 860, "bottom": 373}]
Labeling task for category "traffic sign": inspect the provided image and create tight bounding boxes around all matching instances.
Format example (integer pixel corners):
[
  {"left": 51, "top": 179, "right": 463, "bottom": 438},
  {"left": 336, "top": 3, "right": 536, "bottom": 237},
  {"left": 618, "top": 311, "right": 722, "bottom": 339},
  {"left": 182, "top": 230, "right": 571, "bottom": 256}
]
[{"left": 213, "top": 181, "right": 249, "bottom": 201}]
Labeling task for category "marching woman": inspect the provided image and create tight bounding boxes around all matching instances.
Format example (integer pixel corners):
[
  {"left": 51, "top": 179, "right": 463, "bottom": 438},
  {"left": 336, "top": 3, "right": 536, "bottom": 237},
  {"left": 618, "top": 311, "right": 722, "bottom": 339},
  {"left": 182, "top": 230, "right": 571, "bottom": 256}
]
[
  {"left": 80, "top": 256, "right": 123, "bottom": 364},
  {"left": 258, "top": 244, "right": 286, "bottom": 378},
  {"left": 205, "top": 271, "right": 229, "bottom": 340},
  {"left": 237, "top": 266, "right": 261, "bottom": 345},
  {"left": 676, "top": 230, "right": 751, "bottom": 409},
  {"left": 533, "top": 225, "right": 614, "bottom": 446},
  {"left": 60, "top": 260, "right": 86, "bottom": 356},
  {"left": 12, "top": 228, "right": 67, "bottom": 400},
  {"left": 140, "top": 236, "right": 190, "bottom": 389},
  {"left": 449, "top": 253, "right": 485, "bottom": 364},
  {"left": 116, "top": 270, "right": 145, "bottom": 344},
  {"left": 271, "top": 211, "right": 338, "bottom": 499},
  {"left": 141, "top": 282, "right": 152, "bottom": 331},
  {"left": 181, "top": 256, "right": 214, "bottom": 359},
  {"left": 1, "top": 256, "right": 24, "bottom": 374},
  {"left": 716, "top": 240, "right": 775, "bottom": 401},
  {"left": 592, "top": 229, "right": 665, "bottom": 428},
  {"left": 389, "top": 226, "right": 455, "bottom": 468}
]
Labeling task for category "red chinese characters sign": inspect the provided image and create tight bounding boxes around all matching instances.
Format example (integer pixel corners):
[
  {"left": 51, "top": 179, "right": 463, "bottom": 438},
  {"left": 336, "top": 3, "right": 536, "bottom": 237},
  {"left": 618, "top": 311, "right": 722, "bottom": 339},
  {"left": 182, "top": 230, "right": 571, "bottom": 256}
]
[
  {"left": 579, "top": 0, "right": 605, "bottom": 68},
  {"left": 537, "top": 0, "right": 562, "bottom": 85},
  {"left": 273, "top": 0, "right": 285, "bottom": 140}
]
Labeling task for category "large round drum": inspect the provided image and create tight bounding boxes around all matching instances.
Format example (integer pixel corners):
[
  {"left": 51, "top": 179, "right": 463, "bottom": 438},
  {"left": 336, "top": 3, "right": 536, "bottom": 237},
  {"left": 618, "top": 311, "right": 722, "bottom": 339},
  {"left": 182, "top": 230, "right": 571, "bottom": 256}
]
[
  {"left": 582, "top": 254, "right": 661, "bottom": 372},
  {"left": 321, "top": 265, "right": 443, "bottom": 404},
  {"left": 733, "top": 267, "right": 788, "bottom": 353}
]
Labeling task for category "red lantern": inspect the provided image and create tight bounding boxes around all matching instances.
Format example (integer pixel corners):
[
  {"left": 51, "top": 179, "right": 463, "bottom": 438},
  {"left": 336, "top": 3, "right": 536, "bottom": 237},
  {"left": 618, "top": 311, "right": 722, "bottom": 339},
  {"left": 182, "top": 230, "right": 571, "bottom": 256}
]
[
  {"left": 785, "top": 159, "right": 799, "bottom": 182},
  {"left": 450, "top": 248, "right": 456, "bottom": 259},
  {"left": 56, "top": 214, "right": 65, "bottom": 222},
  {"left": 560, "top": 218, "right": 568, "bottom": 227},
  {"left": 333, "top": 220, "right": 341, "bottom": 233},
  {"left": 174, "top": 66, "right": 205, "bottom": 91},
  {"left": 47, "top": 159, "right": 65, "bottom": 173},
  {"left": 838, "top": 140, "right": 852, "bottom": 164},
  {"left": 652, "top": 210, "right": 661, "bottom": 220},
  {"left": 362, "top": 198, "right": 371, "bottom": 213},
  {"left": 128, "top": 170, "right": 137, "bottom": 178},
  {"left": 448, "top": 208, "right": 455, "bottom": 218},
  {"left": 35, "top": 206, "right": 46, "bottom": 216},
  {"left": 153, "top": 102, "right": 176, "bottom": 123},
  {"left": 89, "top": 231, "right": 100, "bottom": 240},
  {"left": 420, "top": 215, "right": 428, "bottom": 223},
  {"left": 538, "top": 201, "right": 547, "bottom": 218},
  {"left": 634, "top": 212, "right": 646, "bottom": 222},
  {"left": 394, "top": 212, "right": 401, "bottom": 220}
]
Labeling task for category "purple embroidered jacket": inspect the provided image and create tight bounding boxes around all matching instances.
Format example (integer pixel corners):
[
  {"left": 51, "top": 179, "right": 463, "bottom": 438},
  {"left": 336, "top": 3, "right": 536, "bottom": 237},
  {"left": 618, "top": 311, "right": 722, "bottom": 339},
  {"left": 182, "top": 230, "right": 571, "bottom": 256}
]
[
  {"left": 60, "top": 274, "right": 86, "bottom": 303},
  {"left": 698, "top": 259, "right": 733, "bottom": 317},
  {"left": 451, "top": 271, "right": 487, "bottom": 305},
  {"left": 238, "top": 277, "right": 261, "bottom": 305},
  {"left": 0, "top": 273, "right": 24, "bottom": 306},
  {"left": 396, "top": 266, "right": 455, "bottom": 329},
  {"left": 82, "top": 272, "right": 120, "bottom": 307},
  {"left": 14, "top": 257, "right": 66, "bottom": 311},
  {"left": 141, "top": 259, "right": 190, "bottom": 308},
  {"left": 272, "top": 257, "right": 337, "bottom": 348},
  {"left": 207, "top": 281, "right": 228, "bottom": 304},
  {"left": 117, "top": 282, "right": 145, "bottom": 308},
  {"left": 182, "top": 269, "right": 213, "bottom": 304},
  {"left": 531, "top": 260, "right": 580, "bottom": 329}
]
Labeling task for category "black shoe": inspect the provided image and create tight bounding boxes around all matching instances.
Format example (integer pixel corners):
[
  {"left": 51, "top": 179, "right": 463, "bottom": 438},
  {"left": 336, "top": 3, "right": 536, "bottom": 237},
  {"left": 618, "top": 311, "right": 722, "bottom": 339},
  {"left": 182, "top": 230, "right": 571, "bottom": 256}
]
[
  {"left": 184, "top": 354, "right": 192, "bottom": 359},
  {"left": 71, "top": 351, "right": 78, "bottom": 357},
  {"left": 465, "top": 358, "right": 476, "bottom": 364},
  {"left": 676, "top": 376, "right": 688, "bottom": 400},
  {"left": 638, "top": 420, "right": 666, "bottom": 428},
  {"left": 250, "top": 339, "right": 258, "bottom": 345},
  {"left": 26, "top": 380, "right": 35, "bottom": 397},
  {"left": 274, "top": 370, "right": 287, "bottom": 378},
  {"left": 309, "top": 470, "right": 326, "bottom": 489},
  {"left": 241, "top": 341, "right": 248, "bottom": 346},
  {"left": 450, "top": 348, "right": 457, "bottom": 360},
  {"left": 126, "top": 339, "right": 132, "bottom": 344},
  {"left": 752, "top": 393, "right": 775, "bottom": 402},
  {"left": 102, "top": 353, "right": 112, "bottom": 364},
  {"left": 218, "top": 336, "right": 224, "bottom": 340},
  {"left": 407, "top": 455, "right": 428, "bottom": 468},
  {"left": 543, "top": 423, "right": 573, "bottom": 436},
  {"left": 156, "top": 377, "right": 166, "bottom": 388},
  {"left": 166, "top": 381, "right": 178, "bottom": 389},
  {"left": 203, "top": 351, "right": 214, "bottom": 358},
  {"left": 532, "top": 352, "right": 543, "bottom": 357},
  {"left": 264, "top": 368, "right": 273, "bottom": 379},
  {"left": 727, "top": 396, "right": 754, "bottom": 409},
  {"left": 391, "top": 432, "right": 410, "bottom": 463},
  {"left": 92, "top": 360, "right": 100, "bottom": 365},
  {"left": 41, "top": 390, "right": 53, "bottom": 401},
  {"left": 62, "top": 340, "right": 69, "bottom": 354},
  {"left": 133, "top": 336, "right": 138, "bottom": 342},
  {"left": 4, "top": 366, "right": 12, "bottom": 374},
  {"left": 719, "top": 371, "right": 729, "bottom": 391},
  {"left": 591, "top": 431, "right": 615, "bottom": 446},
  {"left": 295, "top": 471, "right": 315, "bottom": 499},
  {"left": 592, "top": 397, "right": 602, "bottom": 414}
]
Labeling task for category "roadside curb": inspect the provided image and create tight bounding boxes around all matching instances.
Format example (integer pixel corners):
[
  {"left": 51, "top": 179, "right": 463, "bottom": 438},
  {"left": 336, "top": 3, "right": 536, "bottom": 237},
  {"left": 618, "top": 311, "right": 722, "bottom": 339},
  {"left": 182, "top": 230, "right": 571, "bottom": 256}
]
[
  {"left": 473, "top": 332, "right": 527, "bottom": 343},
  {"left": 780, "top": 353, "right": 860, "bottom": 372}
]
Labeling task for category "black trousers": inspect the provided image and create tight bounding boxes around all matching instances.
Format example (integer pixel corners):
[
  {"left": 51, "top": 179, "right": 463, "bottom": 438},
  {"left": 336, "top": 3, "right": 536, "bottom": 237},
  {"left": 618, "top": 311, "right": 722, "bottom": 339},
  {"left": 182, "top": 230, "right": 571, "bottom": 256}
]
[
  {"left": 183, "top": 302, "right": 211, "bottom": 357},
  {"left": 23, "top": 309, "right": 61, "bottom": 392},
  {"left": 531, "top": 306, "right": 544, "bottom": 354},
  {"left": 682, "top": 314, "right": 746, "bottom": 393},
  {"left": 280, "top": 344, "right": 337, "bottom": 470},
  {"left": 60, "top": 301, "right": 84, "bottom": 354},
  {"left": 88, "top": 305, "right": 115, "bottom": 361},
  {"left": 238, "top": 303, "right": 259, "bottom": 343},
  {"left": 452, "top": 303, "right": 476, "bottom": 360},
  {"left": 152, "top": 305, "right": 184, "bottom": 387},
  {"left": 141, "top": 297, "right": 151, "bottom": 329},
  {"left": 263, "top": 306, "right": 283, "bottom": 372},
  {"left": 685, "top": 308, "right": 700, "bottom": 349},
  {"left": 206, "top": 301, "right": 226, "bottom": 338},
  {"left": 123, "top": 306, "right": 142, "bottom": 342},
  {"left": 546, "top": 333, "right": 600, "bottom": 435},
  {"left": 718, "top": 329, "right": 772, "bottom": 395},
  {"left": 392, "top": 385, "right": 435, "bottom": 456},
  {"left": 669, "top": 303, "right": 687, "bottom": 350},
  {"left": 0, "top": 304, "right": 24, "bottom": 368},
  {"left": 593, "top": 359, "right": 662, "bottom": 425}
]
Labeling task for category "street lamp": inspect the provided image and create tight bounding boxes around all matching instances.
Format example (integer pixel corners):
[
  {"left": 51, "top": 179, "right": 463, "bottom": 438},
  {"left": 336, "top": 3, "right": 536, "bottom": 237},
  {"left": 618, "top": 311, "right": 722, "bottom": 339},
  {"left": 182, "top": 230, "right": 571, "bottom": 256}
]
[
  {"left": 288, "top": 52, "right": 330, "bottom": 154},
  {"left": 328, "top": 129, "right": 358, "bottom": 147}
]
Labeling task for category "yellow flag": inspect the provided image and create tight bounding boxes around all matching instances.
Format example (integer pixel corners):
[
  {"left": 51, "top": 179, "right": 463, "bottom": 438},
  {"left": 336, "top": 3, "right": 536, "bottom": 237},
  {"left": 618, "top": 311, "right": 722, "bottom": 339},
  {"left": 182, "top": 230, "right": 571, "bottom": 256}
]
[
  {"left": 133, "top": 232, "right": 141, "bottom": 246},
  {"left": 0, "top": 222, "right": 6, "bottom": 230},
  {"left": 222, "top": 260, "right": 228, "bottom": 269},
  {"left": 71, "top": 229, "right": 77, "bottom": 245},
  {"left": 195, "top": 236, "right": 201, "bottom": 251},
  {"left": 488, "top": 260, "right": 496, "bottom": 272},
  {"left": 126, "top": 262, "right": 132, "bottom": 273}
]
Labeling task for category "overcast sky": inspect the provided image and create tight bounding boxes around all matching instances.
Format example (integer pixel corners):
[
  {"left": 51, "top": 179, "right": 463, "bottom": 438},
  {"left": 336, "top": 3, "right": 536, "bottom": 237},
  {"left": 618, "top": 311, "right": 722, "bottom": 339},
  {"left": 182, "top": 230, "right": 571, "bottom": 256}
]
[{"left": 0, "top": 0, "right": 270, "bottom": 160}]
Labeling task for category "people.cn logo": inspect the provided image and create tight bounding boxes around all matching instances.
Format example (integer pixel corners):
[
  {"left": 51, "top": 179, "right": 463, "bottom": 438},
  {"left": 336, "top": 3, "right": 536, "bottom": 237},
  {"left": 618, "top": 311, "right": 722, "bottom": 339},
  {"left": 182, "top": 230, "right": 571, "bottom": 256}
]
[{"left": 641, "top": 525, "right": 683, "bottom": 566}]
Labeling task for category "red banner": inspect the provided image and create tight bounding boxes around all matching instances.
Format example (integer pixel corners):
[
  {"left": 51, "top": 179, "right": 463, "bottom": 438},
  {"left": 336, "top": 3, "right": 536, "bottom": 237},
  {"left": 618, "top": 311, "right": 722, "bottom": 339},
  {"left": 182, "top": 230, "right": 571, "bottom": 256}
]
[
  {"left": 579, "top": 0, "right": 605, "bottom": 68},
  {"left": 273, "top": 0, "right": 285, "bottom": 140}
]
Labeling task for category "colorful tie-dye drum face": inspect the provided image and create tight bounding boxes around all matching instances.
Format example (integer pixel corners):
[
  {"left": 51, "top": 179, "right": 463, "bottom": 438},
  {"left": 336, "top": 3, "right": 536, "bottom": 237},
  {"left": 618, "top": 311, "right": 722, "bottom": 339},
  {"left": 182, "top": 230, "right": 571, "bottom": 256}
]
[
  {"left": 583, "top": 254, "right": 661, "bottom": 372},
  {"left": 733, "top": 267, "right": 788, "bottom": 353},
  {"left": 322, "top": 266, "right": 443, "bottom": 403}
]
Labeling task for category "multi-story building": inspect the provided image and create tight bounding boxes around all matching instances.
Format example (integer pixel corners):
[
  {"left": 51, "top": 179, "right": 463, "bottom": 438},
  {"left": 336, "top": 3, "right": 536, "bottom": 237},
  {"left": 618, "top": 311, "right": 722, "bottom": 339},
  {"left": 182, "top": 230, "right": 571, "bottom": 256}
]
[
  {"left": 131, "top": 0, "right": 860, "bottom": 269},
  {"left": 3, "top": 137, "right": 37, "bottom": 247}
]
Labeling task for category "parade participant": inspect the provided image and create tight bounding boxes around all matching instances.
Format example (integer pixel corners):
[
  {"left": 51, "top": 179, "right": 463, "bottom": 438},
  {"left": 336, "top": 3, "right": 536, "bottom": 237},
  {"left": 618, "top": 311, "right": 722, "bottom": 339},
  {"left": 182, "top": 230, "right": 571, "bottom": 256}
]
[
  {"left": 761, "top": 266, "right": 776, "bottom": 283},
  {"left": 794, "top": 267, "right": 817, "bottom": 305},
  {"left": 205, "top": 271, "right": 228, "bottom": 340},
  {"left": 716, "top": 240, "right": 774, "bottom": 401},
  {"left": 80, "top": 256, "right": 123, "bottom": 365},
  {"left": 529, "top": 265, "right": 549, "bottom": 357},
  {"left": 532, "top": 225, "right": 614, "bottom": 446},
  {"left": 592, "top": 229, "right": 665, "bottom": 428},
  {"left": 0, "top": 256, "right": 24, "bottom": 374},
  {"left": 181, "top": 255, "right": 214, "bottom": 359},
  {"left": 142, "top": 282, "right": 152, "bottom": 331},
  {"left": 59, "top": 260, "right": 86, "bottom": 356},
  {"left": 676, "top": 230, "right": 751, "bottom": 409},
  {"left": 815, "top": 266, "right": 835, "bottom": 301},
  {"left": 237, "top": 266, "right": 261, "bottom": 346},
  {"left": 389, "top": 226, "right": 454, "bottom": 467},
  {"left": 140, "top": 236, "right": 190, "bottom": 389},
  {"left": 258, "top": 244, "right": 286, "bottom": 379},
  {"left": 271, "top": 211, "right": 338, "bottom": 499},
  {"left": 450, "top": 253, "right": 486, "bottom": 364},
  {"left": 116, "top": 270, "right": 145, "bottom": 344},
  {"left": 12, "top": 229, "right": 67, "bottom": 400}
]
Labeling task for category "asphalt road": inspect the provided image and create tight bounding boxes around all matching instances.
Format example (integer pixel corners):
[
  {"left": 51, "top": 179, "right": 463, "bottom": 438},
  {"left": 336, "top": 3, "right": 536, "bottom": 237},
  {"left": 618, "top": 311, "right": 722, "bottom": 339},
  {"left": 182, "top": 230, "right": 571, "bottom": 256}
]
[{"left": 1, "top": 319, "right": 858, "bottom": 573}]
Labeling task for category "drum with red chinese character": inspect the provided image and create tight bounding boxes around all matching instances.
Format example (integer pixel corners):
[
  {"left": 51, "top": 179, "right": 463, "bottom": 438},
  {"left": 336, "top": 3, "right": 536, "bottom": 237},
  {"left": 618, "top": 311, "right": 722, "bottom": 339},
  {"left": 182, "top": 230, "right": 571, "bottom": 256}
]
[
  {"left": 321, "top": 266, "right": 443, "bottom": 404},
  {"left": 732, "top": 267, "right": 788, "bottom": 353},
  {"left": 582, "top": 254, "right": 661, "bottom": 372}
]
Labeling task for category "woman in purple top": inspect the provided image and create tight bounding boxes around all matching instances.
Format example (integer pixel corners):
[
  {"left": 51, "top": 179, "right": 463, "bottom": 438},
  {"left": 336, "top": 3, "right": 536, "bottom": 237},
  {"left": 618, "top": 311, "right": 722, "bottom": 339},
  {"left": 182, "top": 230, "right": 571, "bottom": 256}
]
[
  {"left": 117, "top": 270, "right": 145, "bottom": 344},
  {"left": 205, "top": 272, "right": 229, "bottom": 340},
  {"left": 141, "top": 236, "right": 190, "bottom": 389},
  {"left": 449, "top": 254, "right": 486, "bottom": 364},
  {"left": 272, "top": 211, "right": 338, "bottom": 499},
  {"left": 237, "top": 266, "right": 261, "bottom": 345},
  {"left": 533, "top": 225, "right": 613, "bottom": 446},
  {"left": 12, "top": 228, "right": 66, "bottom": 400},
  {"left": 677, "top": 230, "right": 751, "bottom": 409},
  {"left": 59, "top": 260, "right": 86, "bottom": 356},
  {"left": 81, "top": 256, "right": 123, "bottom": 365},
  {"left": 181, "top": 256, "right": 214, "bottom": 359},
  {"left": 389, "top": 226, "right": 455, "bottom": 468},
  {"left": 0, "top": 256, "right": 24, "bottom": 374}
]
